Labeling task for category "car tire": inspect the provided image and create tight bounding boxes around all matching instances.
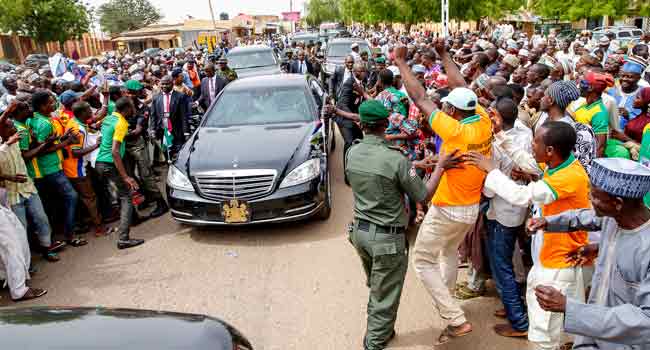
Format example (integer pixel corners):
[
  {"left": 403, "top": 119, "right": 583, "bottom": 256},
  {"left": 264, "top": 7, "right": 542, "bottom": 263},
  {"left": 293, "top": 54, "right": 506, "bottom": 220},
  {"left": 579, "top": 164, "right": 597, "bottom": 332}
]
[
  {"left": 330, "top": 120, "right": 336, "bottom": 151},
  {"left": 317, "top": 173, "right": 332, "bottom": 220}
]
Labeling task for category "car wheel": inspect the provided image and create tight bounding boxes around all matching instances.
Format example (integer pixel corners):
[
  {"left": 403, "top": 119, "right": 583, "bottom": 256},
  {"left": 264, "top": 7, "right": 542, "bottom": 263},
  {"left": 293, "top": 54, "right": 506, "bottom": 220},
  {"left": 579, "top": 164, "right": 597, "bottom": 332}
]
[{"left": 317, "top": 172, "right": 332, "bottom": 220}]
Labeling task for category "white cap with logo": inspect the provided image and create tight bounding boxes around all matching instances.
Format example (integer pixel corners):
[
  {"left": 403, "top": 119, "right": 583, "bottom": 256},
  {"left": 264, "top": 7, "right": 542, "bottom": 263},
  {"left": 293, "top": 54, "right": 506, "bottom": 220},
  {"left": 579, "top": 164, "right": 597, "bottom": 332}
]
[{"left": 441, "top": 87, "right": 478, "bottom": 111}]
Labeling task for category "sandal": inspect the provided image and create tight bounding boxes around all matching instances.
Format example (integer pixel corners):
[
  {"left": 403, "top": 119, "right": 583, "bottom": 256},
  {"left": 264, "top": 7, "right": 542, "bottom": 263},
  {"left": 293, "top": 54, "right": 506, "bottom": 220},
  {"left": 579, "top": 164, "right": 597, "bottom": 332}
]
[
  {"left": 48, "top": 241, "right": 66, "bottom": 253},
  {"left": 42, "top": 252, "right": 60, "bottom": 262},
  {"left": 455, "top": 284, "right": 485, "bottom": 300},
  {"left": 436, "top": 323, "right": 473, "bottom": 345},
  {"left": 95, "top": 226, "right": 108, "bottom": 237},
  {"left": 13, "top": 287, "right": 47, "bottom": 302},
  {"left": 66, "top": 238, "right": 88, "bottom": 247},
  {"left": 455, "top": 281, "right": 468, "bottom": 292},
  {"left": 560, "top": 342, "right": 574, "bottom": 350}
]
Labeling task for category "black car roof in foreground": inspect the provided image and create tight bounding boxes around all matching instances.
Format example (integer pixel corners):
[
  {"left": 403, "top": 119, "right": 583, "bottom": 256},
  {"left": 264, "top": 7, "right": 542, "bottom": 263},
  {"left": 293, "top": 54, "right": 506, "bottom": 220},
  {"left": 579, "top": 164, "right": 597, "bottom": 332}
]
[
  {"left": 225, "top": 74, "right": 309, "bottom": 90},
  {"left": 0, "top": 306, "right": 253, "bottom": 350}
]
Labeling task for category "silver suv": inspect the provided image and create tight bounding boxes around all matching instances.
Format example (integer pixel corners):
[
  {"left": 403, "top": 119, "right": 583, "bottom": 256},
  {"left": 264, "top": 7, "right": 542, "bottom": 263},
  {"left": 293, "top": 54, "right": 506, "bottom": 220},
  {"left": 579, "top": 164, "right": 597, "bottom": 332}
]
[{"left": 593, "top": 26, "right": 644, "bottom": 47}]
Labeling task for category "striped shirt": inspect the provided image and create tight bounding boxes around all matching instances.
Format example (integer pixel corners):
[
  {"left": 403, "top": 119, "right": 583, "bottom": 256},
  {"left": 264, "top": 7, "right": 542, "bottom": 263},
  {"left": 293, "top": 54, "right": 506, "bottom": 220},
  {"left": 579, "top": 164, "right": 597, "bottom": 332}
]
[{"left": 0, "top": 140, "right": 37, "bottom": 206}]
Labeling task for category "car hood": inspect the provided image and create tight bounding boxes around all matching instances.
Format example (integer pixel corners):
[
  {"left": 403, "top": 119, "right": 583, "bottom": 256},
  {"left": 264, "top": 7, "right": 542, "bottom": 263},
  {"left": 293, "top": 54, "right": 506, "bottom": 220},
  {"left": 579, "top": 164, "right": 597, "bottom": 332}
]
[
  {"left": 186, "top": 122, "right": 317, "bottom": 176},
  {"left": 0, "top": 306, "right": 252, "bottom": 350},
  {"left": 233, "top": 65, "right": 281, "bottom": 79}
]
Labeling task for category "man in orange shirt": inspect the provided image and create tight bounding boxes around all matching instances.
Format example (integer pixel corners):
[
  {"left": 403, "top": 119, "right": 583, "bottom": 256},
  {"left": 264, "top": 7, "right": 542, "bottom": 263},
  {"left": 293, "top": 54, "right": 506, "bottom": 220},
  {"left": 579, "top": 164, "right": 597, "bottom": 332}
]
[
  {"left": 395, "top": 39, "right": 492, "bottom": 344},
  {"left": 466, "top": 121, "right": 591, "bottom": 350}
]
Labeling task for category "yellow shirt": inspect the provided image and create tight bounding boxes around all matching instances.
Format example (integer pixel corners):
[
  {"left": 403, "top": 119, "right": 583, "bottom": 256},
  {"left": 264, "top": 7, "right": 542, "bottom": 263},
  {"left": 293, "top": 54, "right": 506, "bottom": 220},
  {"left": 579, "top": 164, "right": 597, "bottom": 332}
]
[
  {"left": 541, "top": 154, "right": 591, "bottom": 268},
  {"left": 429, "top": 105, "right": 493, "bottom": 206}
]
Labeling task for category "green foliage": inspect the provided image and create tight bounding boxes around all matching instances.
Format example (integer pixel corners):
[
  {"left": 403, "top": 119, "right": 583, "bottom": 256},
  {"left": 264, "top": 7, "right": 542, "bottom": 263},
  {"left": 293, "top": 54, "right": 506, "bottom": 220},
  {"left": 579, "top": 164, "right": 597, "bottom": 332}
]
[
  {"left": 533, "top": 0, "right": 631, "bottom": 20},
  {"left": 97, "top": 0, "right": 162, "bottom": 35},
  {"left": 0, "top": 0, "right": 91, "bottom": 44},
  {"left": 309, "top": 0, "right": 522, "bottom": 27},
  {"left": 219, "top": 12, "right": 229, "bottom": 20},
  {"left": 641, "top": 4, "right": 650, "bottom": 18},
  {"left": 448, "top": 0, "right": 525, "bottom": 22},
  {"left": 305, "top": 0, "right": 342, "bottom": 26}
]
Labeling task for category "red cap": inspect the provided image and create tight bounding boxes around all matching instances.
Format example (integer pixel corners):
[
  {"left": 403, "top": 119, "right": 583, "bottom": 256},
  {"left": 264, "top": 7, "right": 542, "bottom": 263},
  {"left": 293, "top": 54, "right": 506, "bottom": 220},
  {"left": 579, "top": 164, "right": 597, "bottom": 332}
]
[{"left": 585, "top": 71, "right": 614, "bottom": 91}]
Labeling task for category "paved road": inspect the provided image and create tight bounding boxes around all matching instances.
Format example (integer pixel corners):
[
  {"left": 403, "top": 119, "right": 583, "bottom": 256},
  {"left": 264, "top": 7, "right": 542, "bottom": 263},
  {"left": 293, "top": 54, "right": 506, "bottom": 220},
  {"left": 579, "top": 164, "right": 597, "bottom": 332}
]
[{"left": 0, "top": 132, "right": 527, "bottom": 350}]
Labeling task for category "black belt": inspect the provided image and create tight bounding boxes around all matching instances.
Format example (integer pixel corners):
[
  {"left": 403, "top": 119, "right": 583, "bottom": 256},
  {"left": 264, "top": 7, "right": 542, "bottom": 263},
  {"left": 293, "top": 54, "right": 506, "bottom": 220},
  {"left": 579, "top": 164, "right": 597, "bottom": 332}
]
[{"left": 357, "top": 219, "right": 405, "bottom": 234}]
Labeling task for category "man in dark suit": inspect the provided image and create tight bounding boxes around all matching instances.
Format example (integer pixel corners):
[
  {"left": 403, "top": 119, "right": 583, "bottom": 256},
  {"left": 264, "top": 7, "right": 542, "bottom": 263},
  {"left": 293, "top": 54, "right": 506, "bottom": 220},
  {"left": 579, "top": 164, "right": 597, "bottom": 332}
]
[
  {"left": 329, "top": 62, "right": 368, "bottom": 183},
  {"left": 149, "top": 75, "right": 191, "bottom": 160},
  {"left": 197, "top": 63, "right": 227, "bottom": 110},
  {"left": 288, "top": 50, "right": 314, "bottom": 75},
  {"left": 329, "top": 55, "right": 355, "bottom": 99}
]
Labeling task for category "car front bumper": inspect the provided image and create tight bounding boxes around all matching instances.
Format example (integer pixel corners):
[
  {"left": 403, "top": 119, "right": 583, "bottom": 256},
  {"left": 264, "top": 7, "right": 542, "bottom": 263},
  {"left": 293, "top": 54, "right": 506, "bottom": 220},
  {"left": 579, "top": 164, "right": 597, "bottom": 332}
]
[{"left": 167, "top": 178, "right": 326, "bottom": 226}]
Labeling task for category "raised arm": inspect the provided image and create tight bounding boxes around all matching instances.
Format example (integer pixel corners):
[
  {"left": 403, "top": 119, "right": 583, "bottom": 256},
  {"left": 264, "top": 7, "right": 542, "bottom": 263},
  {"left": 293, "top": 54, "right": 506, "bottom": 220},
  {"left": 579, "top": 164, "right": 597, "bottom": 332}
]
[
  {"left": 394, "top": 46, "right": 437, "bottom": 118},
  {"left": 434, "top": 39, "right": 466, "bottom": 89}
]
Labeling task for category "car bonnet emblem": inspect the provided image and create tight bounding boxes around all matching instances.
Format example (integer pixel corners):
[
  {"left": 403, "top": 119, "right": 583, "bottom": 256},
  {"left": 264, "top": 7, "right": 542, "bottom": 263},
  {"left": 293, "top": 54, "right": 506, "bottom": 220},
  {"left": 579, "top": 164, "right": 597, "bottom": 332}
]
[{"left": 232, "top": 156, "right": 238, "bottom": 168}]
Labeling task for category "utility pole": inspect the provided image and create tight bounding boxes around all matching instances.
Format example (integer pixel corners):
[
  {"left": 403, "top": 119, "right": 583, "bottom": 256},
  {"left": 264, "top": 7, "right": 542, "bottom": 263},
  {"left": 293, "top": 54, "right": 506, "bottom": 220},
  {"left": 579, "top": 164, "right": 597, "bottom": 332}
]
[
  {"left": 441, "top": 0, "right": 449, "bottom": 37},
  {"left": 208, "top": 0, "right": 219, "bottom": 50},
  {"left": 290, "top": 0, "right": 295, "bottom": 33}
]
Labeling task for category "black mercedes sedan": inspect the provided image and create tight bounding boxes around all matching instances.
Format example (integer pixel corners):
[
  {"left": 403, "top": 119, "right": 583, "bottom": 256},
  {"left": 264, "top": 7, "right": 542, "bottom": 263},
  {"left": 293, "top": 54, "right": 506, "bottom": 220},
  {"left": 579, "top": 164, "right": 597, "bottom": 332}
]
[
  {"left": 167, "top": 74, "right": 333, "bottom": 225},
  {"left": 0, "top": 306, "right": 253, "bottom": 349}
]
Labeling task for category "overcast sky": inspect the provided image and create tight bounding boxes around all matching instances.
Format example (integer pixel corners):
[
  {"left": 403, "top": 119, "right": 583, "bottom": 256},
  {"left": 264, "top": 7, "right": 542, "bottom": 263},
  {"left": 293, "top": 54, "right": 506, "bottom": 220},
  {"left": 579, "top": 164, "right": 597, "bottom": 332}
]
[{"left": 86, "top": 0, "right": 306, "bottom": 22}]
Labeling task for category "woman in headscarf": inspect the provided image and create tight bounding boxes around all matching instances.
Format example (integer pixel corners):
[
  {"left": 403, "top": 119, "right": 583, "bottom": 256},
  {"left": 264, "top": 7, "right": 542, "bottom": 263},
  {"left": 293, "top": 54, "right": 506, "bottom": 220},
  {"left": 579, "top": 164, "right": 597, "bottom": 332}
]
[{"left": 625, "top": 87, "right": 650, "bottom": 144}]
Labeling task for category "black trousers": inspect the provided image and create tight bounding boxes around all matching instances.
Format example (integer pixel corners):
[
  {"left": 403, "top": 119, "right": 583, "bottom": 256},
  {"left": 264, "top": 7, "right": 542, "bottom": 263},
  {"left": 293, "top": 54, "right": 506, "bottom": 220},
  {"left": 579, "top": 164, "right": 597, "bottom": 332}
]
[{"left": 336, "top": 118, "right": 363, "bottom": 175}]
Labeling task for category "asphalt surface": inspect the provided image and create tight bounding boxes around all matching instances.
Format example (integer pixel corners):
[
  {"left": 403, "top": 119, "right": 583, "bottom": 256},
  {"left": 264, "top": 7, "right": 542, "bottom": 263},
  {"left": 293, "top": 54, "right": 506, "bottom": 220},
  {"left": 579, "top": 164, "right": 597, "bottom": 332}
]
[{"left": 0, "top": 131, "right": 528, "bottom": 350}]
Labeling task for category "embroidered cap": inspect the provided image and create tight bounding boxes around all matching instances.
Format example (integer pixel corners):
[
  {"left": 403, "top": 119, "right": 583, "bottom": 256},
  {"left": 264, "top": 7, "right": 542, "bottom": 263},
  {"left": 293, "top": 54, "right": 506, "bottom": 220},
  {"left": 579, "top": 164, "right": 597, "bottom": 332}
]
[{"left": 589, "top": 158, "right": 650, "bottom": 198}]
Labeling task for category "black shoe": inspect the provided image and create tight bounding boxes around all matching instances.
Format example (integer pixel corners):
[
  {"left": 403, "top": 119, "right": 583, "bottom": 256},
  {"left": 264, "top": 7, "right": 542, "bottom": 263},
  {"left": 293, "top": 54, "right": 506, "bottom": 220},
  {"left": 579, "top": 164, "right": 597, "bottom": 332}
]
[
  {"left": 117, "top": 239, "right": 145, "bottom": 250},
  {"left": 149, "top": 200, "right": 169, "bottom": 218}
]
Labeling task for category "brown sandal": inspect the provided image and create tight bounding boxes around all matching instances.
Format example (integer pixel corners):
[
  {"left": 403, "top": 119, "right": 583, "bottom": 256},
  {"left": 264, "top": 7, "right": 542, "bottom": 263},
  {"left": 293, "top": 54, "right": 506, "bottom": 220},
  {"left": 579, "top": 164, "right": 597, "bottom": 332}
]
[
  {"left": 13, "top": 288, "right": 47, "bottom": 302},
  {"left": 436, "top": 322, "right": 473, "bottom": 345},
  {"left": 494, "top": 308, "right": 507, "bottom": 318}
]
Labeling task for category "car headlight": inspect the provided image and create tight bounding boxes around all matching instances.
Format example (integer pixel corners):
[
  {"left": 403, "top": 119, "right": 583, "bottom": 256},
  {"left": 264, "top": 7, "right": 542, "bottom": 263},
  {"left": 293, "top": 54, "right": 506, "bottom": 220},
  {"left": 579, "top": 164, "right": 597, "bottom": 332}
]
[
  {"left": 279, "top": 159, "right": 320, "bottom": 188},
  {"left": 167, "top": 165, "right": 193, "bottom": 191}
]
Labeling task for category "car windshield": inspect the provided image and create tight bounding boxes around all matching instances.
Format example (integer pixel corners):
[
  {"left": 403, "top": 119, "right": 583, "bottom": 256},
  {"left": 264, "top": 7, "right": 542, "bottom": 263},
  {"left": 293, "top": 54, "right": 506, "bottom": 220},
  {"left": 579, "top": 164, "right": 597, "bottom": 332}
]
[
  {"left": 327, "top": 42, "right": 370, "bottom": 57},
  {"left": 205, "top": 86, "right": 314, "bottom": 127},
  {"left": 293, "top": 36, "right": 318, "bottom": 44},
  {"left": 227, "top": 50, "right": 277, "bottom": 69}
]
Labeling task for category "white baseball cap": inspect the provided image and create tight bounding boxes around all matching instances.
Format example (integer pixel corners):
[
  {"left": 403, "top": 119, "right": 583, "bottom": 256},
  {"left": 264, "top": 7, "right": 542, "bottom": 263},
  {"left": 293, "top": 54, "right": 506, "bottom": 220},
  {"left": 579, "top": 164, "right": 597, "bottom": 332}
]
[
  {"left": 387, "top": 65, "right": 400, "bottom": 77},
  {"left": 351, "top": 43, "right": 359, "bottom": 49},
  {"left": 441, "top": 87, "right": 478, "bottom": 111}
]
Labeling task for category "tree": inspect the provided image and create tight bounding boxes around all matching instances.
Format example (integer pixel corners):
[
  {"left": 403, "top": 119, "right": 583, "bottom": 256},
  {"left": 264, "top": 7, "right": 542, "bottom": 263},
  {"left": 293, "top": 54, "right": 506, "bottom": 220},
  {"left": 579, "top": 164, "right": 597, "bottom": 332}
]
[
  {"left": 305, "top": 0, "right": 341, "bottom": 26},
  {"left": 532, "top": 0, "right": 630, "bottom": 21},
  {"left": 97, "top": 0, "right": 162, "bottom": 35},
  {"left": 448, "top": 0, "right": 524, "bottom": 22},
  {"left": 0, "top": 0, "right": 91, "bottom": 47},
  {"left": 219, "top": 12, "right": 229, "bottom": 20}
]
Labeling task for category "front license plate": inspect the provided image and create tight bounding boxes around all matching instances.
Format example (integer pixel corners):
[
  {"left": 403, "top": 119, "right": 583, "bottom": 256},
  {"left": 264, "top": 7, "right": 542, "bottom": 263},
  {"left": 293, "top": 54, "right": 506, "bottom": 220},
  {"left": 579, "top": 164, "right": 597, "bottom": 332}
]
[{"left": 222, "top": 199, "right": 251, "bottom": 223}]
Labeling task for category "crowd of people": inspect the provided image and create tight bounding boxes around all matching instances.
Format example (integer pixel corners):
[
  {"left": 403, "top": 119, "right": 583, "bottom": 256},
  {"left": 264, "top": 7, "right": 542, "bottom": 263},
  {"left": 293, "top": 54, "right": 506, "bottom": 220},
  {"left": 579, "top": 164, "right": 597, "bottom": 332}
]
[
  {"left": 0, "top": 45, "right": 247, "bottom": 302},
  {"left": 330, "top": 27, "right": 650, "bottom": 350},
  {"left": 0, "top": 22, "right": 649, "bottom": 350}
]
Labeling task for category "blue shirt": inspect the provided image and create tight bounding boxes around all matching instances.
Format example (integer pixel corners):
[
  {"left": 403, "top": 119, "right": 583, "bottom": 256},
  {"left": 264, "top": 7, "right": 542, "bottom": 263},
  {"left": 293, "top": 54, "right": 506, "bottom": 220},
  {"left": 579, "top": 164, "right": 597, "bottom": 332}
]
[{"left": 607, "top": 85, "right": 641, "bottom": 130}]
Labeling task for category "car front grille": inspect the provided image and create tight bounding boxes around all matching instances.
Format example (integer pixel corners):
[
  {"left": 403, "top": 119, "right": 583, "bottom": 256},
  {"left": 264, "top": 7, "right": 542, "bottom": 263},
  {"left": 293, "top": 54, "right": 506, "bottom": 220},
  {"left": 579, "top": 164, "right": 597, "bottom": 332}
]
[{"left": 194, "top": 169, "right": 277, "bottom": 201}]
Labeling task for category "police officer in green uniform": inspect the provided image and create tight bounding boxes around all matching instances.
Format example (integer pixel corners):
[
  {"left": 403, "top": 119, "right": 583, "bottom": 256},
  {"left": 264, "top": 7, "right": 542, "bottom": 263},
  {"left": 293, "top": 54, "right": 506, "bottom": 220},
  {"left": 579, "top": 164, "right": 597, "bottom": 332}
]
[
  {"left": 345, "top": 100, "right": 461, "bottom": 350},
  {"left": 217, "top": 58, "right": 238, "bottom": 83},
  {"left": 124, "top": 80, "right": 169, "bottom": 218}
]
